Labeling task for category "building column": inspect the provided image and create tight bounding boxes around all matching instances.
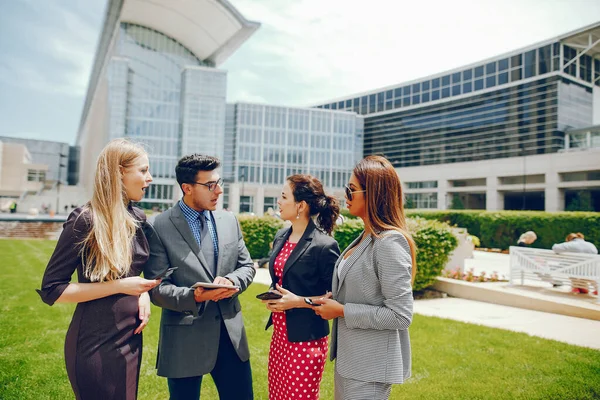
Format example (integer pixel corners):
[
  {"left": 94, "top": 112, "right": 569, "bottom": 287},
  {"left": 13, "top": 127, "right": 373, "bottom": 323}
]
[
  {"left": 486, "top": 176, "right": 503, "bottom": 210},
  {"left": 229, "top": 183, "right": 240, "bottom": 214},
  {"left": 437, "top": 180, "right": 448, "bottom": 210},
  {"left": 545, "top": 172, "right": 562, "bottom": 211},
  {"left": 255, "top": 186, "right": 265, "bottom": 216}
]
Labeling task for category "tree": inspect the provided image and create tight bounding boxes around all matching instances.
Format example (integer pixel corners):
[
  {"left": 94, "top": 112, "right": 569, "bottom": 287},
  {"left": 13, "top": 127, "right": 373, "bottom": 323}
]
[
  {"left": 566, "top": 191, "right": 593, "bottom": 212},
  {"left": 450, "top": 195, "right": 465, "bottom": 210}
]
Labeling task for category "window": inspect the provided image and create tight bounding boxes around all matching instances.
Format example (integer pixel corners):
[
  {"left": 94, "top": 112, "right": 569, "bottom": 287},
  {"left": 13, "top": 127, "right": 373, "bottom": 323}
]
[
  {"left": 240, "top": 196, "right": 253, "bottom": 213},
  {"left": 264, "top": 196, "right": 277, "bottom": 213}
]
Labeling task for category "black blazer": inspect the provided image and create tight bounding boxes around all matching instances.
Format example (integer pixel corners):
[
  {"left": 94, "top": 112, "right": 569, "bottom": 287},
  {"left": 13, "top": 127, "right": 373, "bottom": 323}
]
[{"left": 265, "top": 219, "right": 340, "bottom": 342}]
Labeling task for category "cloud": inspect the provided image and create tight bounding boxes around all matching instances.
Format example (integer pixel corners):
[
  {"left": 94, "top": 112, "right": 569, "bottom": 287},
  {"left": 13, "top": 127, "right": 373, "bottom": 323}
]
[
  {"left": 0, "top": 0, "right": 101, "bottom": 97},
  {"left": 224, "top": 0, "right": 600, "bottom": 106}
]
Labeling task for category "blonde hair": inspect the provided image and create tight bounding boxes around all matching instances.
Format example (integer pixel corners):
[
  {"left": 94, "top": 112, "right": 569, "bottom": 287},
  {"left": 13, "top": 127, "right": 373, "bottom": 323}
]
[
  {"left": 80, "top": 138, "right": 147, "bottom": 282},
  {"left": 353, "top": 156, "right": 417, "bottom": 283},
  {"left": 519, "top": 231, "right": 537, "bottom": 243}
]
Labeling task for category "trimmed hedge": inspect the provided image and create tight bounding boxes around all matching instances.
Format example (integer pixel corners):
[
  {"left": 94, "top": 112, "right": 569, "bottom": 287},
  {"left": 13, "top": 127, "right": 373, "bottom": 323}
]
[
  {"left": 238, "top": 215, "right": 457, "bottom": 291},
  {"left": 407, "top": 210, "right": 600, "bottom": 250},
  {"left": 238, "top": 215, "right": 284, "bottom": 259}
]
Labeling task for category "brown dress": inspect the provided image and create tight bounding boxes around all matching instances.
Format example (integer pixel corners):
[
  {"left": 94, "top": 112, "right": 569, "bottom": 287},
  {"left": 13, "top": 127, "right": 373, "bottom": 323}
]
[{"left": 37, "top": 205, "right": 149, "bottom": 400}]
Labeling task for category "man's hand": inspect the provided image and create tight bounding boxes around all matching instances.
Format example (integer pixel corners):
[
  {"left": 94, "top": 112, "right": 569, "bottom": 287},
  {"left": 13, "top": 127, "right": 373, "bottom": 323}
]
[{"left": 193, "top": 276, "right": 239, "bottom": 302}]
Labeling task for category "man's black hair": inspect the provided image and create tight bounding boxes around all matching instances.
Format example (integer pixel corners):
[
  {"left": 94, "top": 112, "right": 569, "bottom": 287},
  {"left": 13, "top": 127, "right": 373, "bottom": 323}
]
[{"left": 175, "top": 154, "right": 221, "bottom": 193}]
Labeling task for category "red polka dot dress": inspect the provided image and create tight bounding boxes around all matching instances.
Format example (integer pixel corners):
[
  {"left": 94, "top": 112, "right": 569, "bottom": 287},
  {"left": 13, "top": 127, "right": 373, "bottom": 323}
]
[{"left": 268, "top": 241, "right": 329, "bottom": 400}]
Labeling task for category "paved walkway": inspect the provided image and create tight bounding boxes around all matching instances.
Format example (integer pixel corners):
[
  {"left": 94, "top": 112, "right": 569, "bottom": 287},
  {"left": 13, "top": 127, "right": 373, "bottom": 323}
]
[{"left": 252, "top": 259, "right": 600, "bottom": 350}]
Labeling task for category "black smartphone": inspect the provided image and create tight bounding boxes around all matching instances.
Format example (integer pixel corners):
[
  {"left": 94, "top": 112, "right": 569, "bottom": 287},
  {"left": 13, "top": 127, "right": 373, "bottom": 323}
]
[
  {"left": 155, "top": 267, "right": 178, "bottom": 280},
  {"left": 304, "top": 297, "right": 321, "bottom": 307},
  {"left": 256, "top": 291, "right": 283, "bottom": 300}
]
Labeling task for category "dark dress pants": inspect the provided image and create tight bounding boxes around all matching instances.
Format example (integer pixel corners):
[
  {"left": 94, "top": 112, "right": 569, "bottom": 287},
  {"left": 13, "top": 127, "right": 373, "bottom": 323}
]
[{"left": 167, "top": 321, "right": 253, "bottom": 400}]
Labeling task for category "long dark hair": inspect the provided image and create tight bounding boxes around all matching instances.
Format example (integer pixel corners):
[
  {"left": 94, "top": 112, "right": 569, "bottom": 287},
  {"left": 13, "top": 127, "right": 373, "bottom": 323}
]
[
  {"left": 287, "top": 174, "right": 340, "bottom": 235},
  {"left": 353, "top": 155, "right": 417, "bottom": 282}
]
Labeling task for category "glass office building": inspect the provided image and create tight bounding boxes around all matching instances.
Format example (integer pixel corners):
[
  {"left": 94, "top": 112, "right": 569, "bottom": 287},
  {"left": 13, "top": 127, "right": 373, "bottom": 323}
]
[
  {"left": 223, "top": 103, "right": 364, "bottom": 213},
  {"left": 76, "top": 0, "right": 259, "bottom": 207},
  {"left": 316, "top": 22, "right": 600, "bottom": 211}
]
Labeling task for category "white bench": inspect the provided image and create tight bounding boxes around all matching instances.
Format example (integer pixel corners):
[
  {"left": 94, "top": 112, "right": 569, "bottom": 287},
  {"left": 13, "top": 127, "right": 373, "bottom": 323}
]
[{"left": 509, "top": 246, "right": 600, "bottom": 303}]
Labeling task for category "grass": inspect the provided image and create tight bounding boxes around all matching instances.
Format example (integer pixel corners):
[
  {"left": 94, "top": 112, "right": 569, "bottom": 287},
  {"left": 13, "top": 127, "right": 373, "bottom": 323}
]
[{"left": 0, "top": 239, "right": 599, "bottom": 399}]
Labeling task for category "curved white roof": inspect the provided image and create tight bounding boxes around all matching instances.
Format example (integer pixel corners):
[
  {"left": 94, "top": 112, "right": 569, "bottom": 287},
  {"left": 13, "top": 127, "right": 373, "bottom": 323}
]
[{"left": 120, "top": 0, "right": 260, "bottom": 65}]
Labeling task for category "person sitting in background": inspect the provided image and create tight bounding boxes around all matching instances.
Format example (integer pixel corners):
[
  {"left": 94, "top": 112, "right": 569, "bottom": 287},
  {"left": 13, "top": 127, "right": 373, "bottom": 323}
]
[
  {"left": 517, "top": 231, "right": 537, "bottom": 247},
  {"left": 552, "top": 233, "right": 598, "bottom": 295}
]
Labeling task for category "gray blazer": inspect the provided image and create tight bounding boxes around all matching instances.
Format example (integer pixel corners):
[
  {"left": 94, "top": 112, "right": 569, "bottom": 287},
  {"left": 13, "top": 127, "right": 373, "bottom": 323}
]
[
  {"left": 331, "top": 230, "right": 413, "bottom": 384},
  {"left": 144, "top": 205, "right": 255, "bottom": 378}
]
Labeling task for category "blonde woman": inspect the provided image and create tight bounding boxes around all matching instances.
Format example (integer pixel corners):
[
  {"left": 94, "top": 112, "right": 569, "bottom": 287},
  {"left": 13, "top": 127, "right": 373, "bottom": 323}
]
[
  {"left": 37, "top": 139, "right": 159, "bottom": 400},
  {"left": 311, "top": 155, "right": 416, "bottom": 400}
]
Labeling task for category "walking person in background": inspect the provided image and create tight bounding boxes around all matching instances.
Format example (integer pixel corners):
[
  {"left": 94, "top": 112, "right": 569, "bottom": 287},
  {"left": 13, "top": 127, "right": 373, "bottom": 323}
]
[
  {"left": 37, "top": 139, "right": 158, "bottom": 400},
  {"left": 260, "top": 174, "right": 340, "bottom": 400},
  {"left": 310, "top": 155, "right": 417, "bottom": 400}
]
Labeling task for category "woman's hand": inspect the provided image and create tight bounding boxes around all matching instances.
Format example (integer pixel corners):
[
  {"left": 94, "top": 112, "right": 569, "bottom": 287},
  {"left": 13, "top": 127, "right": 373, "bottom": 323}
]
[
  {"left": 263, "top": 284, "right": 302, "bottom": 313},
  {"left": 134, "top": 292, "right": 151, "bottom": 334},
  {"left": 312, "top": 298, "right": 344, "bottom": 320},
  {"left": 118, "top": 276, "right": 160, "bottom": 296}
]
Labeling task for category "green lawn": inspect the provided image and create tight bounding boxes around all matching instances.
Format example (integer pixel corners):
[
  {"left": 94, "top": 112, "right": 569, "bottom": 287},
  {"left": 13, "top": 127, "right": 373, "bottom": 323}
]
[{"left": 1, "top": 239, "right": 599, "bottom": 399}]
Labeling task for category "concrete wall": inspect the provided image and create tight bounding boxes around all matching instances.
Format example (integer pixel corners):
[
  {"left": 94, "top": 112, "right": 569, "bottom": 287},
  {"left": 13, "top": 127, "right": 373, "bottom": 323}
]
[{"left": 399, "top": 149, "right": 600, "bottom": 211}]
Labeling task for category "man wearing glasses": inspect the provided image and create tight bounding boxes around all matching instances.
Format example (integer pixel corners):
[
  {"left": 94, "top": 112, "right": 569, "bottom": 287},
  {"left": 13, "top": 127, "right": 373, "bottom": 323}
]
[{"left": 144, "top": 154, "right": 255, "bottom": 399}]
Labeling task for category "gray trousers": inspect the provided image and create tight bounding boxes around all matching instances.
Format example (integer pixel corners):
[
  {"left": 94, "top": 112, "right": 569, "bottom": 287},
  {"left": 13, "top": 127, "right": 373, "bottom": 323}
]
[{"left": 334, "top": 367, "right": 392, "bottom": 400}]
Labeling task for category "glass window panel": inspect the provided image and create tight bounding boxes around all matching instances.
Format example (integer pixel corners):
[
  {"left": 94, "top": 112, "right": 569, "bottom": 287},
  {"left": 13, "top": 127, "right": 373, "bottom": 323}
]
[
  {"left": 452, "top": 72, "right": 461, "bottom": 84},
  {"left": 422, "top": 80, "right": 430, "bottom": 90},
  {"left": 452, "top": 84, "right": 460, "bottom": 96},
  {"left": 421, "top": 92, "right": 430, "bottom": 102},
  {"left": 462, "top": 81, "right": 472, "bottom": 93},
  {"left": 403, "top": 86, "right": 411, "bottom": 95},
  {"left": 474, "top": 66, "right": 484, "bottom": 78},
  {"left": 385, "top": 90, "right": 393, "bottom": 100},
  {"left": 485, "top": 75, "right": 496, "bottom": 88},
  {"left": 441, "top": 87, "right": 450, "bottom": 98},
  {"left": 345, "top": 99, "right": 352, "bottom": 108},
  {"left": 412, "top": 83, "right": 420, "bottom": 93},
  {"left": 498, "top": 72, "right": 508, "bottom": 84},
  {"left": 394, "top": 88, "right": 402, "bottom": 97},
  {"left": 377, "top": 92, "right": 384, "bottom": 104},
  {"left": 511, "top": 54, "right": 522, "bottom": 67},
  {"left": 474, "top": 79, "right": 484, "bottom": 90},
  {"left": 524, "top": 49, "right": 536, "bottom": 78},
  {"left": 402, "top": 97, "right": 411, "bottom": 106},
  {"left": 431, "top": 90, "right": 440, "bottom": 100},
  {"left": 511, "top": 68, "right": 522, "bottom": 81},
  {"left": 412, "top": 94, "right": 420, "bottom": 104},
  {"left": 498, "top": 58, "right": 509, "bottom": 71},
  {"left": 485, "top": 62, "right": 496, "bottom": 75},
  {"left": 441, "top": 75, "right": 450, "bottom": 86},
  {"left": 462, "top": 69, "right": 472, "bottom": 80},
  {"left": 431, "top": 78, "right": 440, "bottom": 89}
]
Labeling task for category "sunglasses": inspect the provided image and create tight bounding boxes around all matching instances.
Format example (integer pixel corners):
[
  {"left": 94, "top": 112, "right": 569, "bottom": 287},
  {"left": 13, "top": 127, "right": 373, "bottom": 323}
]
[
  {"left": 190, "top": 178, "right": 223, "bottom": 192},
  {"left": 344, "top": 185, "right": 366, "bottom": 201}
]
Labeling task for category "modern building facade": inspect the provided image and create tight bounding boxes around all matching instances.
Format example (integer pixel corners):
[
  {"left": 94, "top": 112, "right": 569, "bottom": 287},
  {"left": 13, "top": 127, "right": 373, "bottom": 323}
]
[
  {"left": 76, "top": 0, "right": 259, "bottom": 208},
  {"left": 0, "top": 137, "right": 72, "bottom": 185},
  {"left": 316, "top": 22, "right": 600, "bottom": 211},
  {"left": 223, "top": 103, "right": 364, "bottom": 213}
]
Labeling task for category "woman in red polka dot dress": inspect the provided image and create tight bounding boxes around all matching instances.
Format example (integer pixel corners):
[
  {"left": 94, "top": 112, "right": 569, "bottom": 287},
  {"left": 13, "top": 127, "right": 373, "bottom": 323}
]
[{"left": 261, "top": 174, "right": 341, "bottom": 400}]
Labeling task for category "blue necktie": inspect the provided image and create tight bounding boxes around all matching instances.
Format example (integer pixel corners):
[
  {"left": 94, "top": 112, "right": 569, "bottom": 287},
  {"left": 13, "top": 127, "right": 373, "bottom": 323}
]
[{"left": 202, "top": 211, "right": 219, "bottom": 269}]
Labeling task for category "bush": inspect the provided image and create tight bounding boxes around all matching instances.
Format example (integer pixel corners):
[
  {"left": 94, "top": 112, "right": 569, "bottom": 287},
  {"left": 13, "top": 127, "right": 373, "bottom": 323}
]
[
  {"left": 333, "top": 217, "right": 457, "bottom": 291},
  {"left": 238, "top": 215, "right": 284, "bottom": 259},
  {"left": 407, "top": 210, "right": 600, "bottom": 250}
]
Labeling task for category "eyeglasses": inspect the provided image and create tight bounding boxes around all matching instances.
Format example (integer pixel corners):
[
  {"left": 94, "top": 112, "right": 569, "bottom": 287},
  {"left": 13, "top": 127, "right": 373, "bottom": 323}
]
[
  {"left": 190, "top": 178, "right": 223, "bottom": 192},
  {"left": 344, "top": 185, "right": 366, "bottom": 201}
]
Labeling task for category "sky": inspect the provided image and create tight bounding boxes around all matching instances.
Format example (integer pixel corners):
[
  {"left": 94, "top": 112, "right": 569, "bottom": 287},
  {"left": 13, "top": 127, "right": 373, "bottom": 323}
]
[{"left": 1, "top": 0, "right": 600, "bottom": 145}]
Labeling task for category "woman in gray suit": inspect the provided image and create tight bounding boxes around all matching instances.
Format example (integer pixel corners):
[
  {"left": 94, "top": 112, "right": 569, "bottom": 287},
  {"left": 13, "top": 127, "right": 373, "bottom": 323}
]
[{"left": 312, "top": 155, "right": 417, "bottom": 400}]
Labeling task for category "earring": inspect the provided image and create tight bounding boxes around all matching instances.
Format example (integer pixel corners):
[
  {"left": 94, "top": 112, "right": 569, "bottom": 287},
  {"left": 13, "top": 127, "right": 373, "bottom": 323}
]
[{"left": 296, "top": 212, "right": 300, "bottom": 219}]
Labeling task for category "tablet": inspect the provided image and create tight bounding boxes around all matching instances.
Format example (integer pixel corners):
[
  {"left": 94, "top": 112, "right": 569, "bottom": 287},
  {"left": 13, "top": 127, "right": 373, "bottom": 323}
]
[{"left": 191, "top": 282, "right": 240, "bottom": 290}]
